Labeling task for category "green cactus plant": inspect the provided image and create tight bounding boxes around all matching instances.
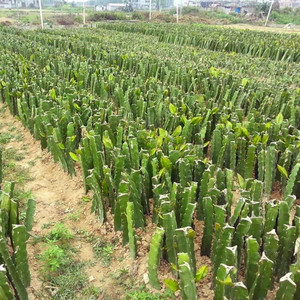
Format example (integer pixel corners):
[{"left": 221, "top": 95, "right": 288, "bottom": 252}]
[
  {"left": 126, "top": 202, "right": 137, "bottom": 259},
  {"left": 177, "top": 252, "right": 197, "bottom": 300},
  {"left": 175, "top": 227, "right": 196, "bottom": 275},
  {"left": 232, "top": 282, "right": 249, "bottom": 300},
  {"left": 275, "top": 272, "right": 296, "bottom": 300},
  {"left": 163, "top": 211, "right": 177, "bottom": 267},
  {"left": 214, "top": 264, "right": 236, "bottom": 300},
  {"left": 148, "top": 227, "right": 165, "bottom": 289},
  {"left": 245, "top": 237, "right": 260, "bottom": 291},
  {"left": 0, "top": 238, "right": 28, "bottom": 300},
  {"left": 277, "top": 225, "right": 297, "bottom": 278},
  {"left": 201, "top": 196, "right": 214, "bottom": 257},
  {"left": 232, "top": 217, "right": 252, "bottom": 266},
  {"left": 249, "top": 253, "right": 274, "bottom": 300},
  {"left": 0, "top": 265, "right": 13, "bottom": 300},
  {"left": 12, "top": 225, "right": 30, "bottom": 288}
]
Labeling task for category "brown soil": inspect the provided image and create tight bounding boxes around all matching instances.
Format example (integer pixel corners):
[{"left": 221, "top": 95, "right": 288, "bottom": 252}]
[{"left": 0, "top": 17, "right": 13, "bottom": 25}]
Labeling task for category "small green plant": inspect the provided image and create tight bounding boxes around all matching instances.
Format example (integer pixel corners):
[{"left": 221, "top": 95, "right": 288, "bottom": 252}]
[
  {"left": 48, "top": 223, "right": 73, "bottom": 241},
  {"left": 40, "top": 244, "right": 67, "bottom": 273},
  {"left": 42, "top": 222, "right": 53, "bottom": 229},
  {"left": 126, "top": 284, "right": 174, "bottom": 299},
  {"left": 0, "top": 133, "right": 14, "bottom": 144},
  {"left": 93, "top": 240, "right": 114, "bottom": 265},
  {"left": 68, "top": 210, "right": 81, "bottom": 221}
]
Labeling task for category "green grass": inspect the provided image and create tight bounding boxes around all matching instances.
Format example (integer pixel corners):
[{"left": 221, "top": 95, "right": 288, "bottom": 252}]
[
  {"left": 93, "top": 240, "right": 114, "bottom": 266},
  {"left": 48, "top": 223, "right": 74, "bottom": 241},
  {"left": 126, "top": 284, "right": 174, "bottom": 299},
  {"left": 0, "top": 133, "right": 14, "bottom": 144},
  {"left": 37, "top": 224, "right": 100, "bottom": 299},
  {"left": 270, "top": 9, "right": 300, "bottom": 25}
]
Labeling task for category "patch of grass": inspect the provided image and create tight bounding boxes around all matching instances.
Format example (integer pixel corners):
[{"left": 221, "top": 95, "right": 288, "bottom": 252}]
[
  {"left": 27, "top": 159, "right": 36, "bottom": 166},
  {"left": 42, "top": 222, "right": 54, "bottom": 229},
  {"left": 68, "top": 210, "right": 81, "bottom": 222},
  {"left": 14, "top": 133, "right": 23, "bottom": 142},
  {"left": 93, "top": 240, "right": 114, "bottom": 266},
  {"left": 39, "top": 239, "right": 99, "bottom": 299},
  {"left": 14, "top": 188, "right": 33, "bottom": 202},
  {"left": 126, "top": 284, "right": 174, "bottom": 299},
  {"left": 9, "top": 125, "right": 17, "bottom": 131},
  {"left": 48, "top": 261, "right": 86, "bottom": 298},
  {"left": 270, "top": 8, "right": 300, "bottom": 25},
  {"left": 40, "top": 244, "right": 67, "bottom": 273},
  {"left": 48, "top": 223, "right": 74, "bottom": 241},
  {"left": 3, "top": 160, "right": 32, "bottom": 184},
  {"left": 0, "top": 133, "right": 14, "bottom": 144},
  {"left": 81, "top": 285, "right": 100, "bottom": 299},
  {"left": 111, "top": 268, "right": 133, "bottom": 289},
  {"left": 3, "top": 148, "right": 24, "bottom": 161},
  {"left": 77, "top": 228, "right": 95, "bottom": 242}
]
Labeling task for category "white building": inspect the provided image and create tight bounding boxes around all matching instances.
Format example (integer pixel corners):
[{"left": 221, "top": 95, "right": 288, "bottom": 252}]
[
  {"left": 106, "top": 3, "right": 126, "bottom": 11},
  {"left": 132, "top": 0, "right": 152, "bottom": 10}
]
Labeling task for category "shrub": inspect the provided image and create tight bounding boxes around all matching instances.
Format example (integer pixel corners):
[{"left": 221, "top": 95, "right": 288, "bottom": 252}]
[
  {"left": 40, "top": 244, "right": 67, "bottom": 273},
  {"left": 132, "top": 11, "right": 148, "bottom": 21},
  {"left": 88, "top": 12, "right": 127, "bottom": 22},
  {"left": 182, "top": 6, "right": 201, "bottom": 15}
]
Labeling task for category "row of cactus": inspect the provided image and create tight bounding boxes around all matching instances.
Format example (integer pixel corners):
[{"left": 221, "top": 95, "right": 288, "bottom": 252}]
[
  {"left": 97, "top": 22, "right": 300, "bottom": 62},
  {"left": 0, "top": 176, "right": 36, "bottom": 299}
]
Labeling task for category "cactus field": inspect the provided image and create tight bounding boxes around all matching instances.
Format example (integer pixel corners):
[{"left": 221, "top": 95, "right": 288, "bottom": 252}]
[{"left": 0, "top": 23, "right": 300, "bottom": 299}]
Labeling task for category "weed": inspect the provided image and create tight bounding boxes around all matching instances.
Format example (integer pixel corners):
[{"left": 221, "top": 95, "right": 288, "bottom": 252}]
[
  {"left": 68, "top": 210, "right": 81, "bottom": 221},
  {"left": 27, "top": 160, "right": 36, "bottom": 166},
  {"left": 111, "top": 268, "right": 133, "bottom": 289},
  {"left": 48, "top": 223, "right": 74, "bottom": 241},
  {"left": 42, "top": 222, "right": 53, "bottom": 229},
  {"left": 14, "top": 134, "right": 23, "bottom": 141},
  {"left": 48, "top": 261, "right": 87, "bottom": 299},
  {"left": 82, "top": 286, "right": 100, "bottom": 299},
  {"left": 9, "top": 125, "right": 17, "bottom": 131},
  {"left": 93, "top": 240, "right": 114, "bottom": 265},
  {"left": 126, "top": 284, "right": 174, "bottom": 299},
  {"left": 77, "top": 229, "right": 95, "bottom": 242},
  {"left": 40, "top": 244, "right": 67, "bottom": 273},
  {"left": 0, "top": 133, "right": 14, "bottom": 144}
]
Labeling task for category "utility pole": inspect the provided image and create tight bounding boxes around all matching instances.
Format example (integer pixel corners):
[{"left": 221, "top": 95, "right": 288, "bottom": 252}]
[
  {"left": 38, "top": 0, "right": 43, "bottom": 29},
  {"left": 176, "top": 4, "right": 179, "bottom": 23},
  {"left": 149, "top": 0, "right": 152, "bottom": 21},
  {"left": 83, "top": 0, "right": 86, "bottom": 25},
  {"left": 265, "top": 0, "right": 274, "bottom": 27}
]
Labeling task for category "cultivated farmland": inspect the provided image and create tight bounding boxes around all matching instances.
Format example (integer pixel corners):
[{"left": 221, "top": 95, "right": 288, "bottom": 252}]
[{"left": 0, "top": 23, "right": 300, "bottom": 299}]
